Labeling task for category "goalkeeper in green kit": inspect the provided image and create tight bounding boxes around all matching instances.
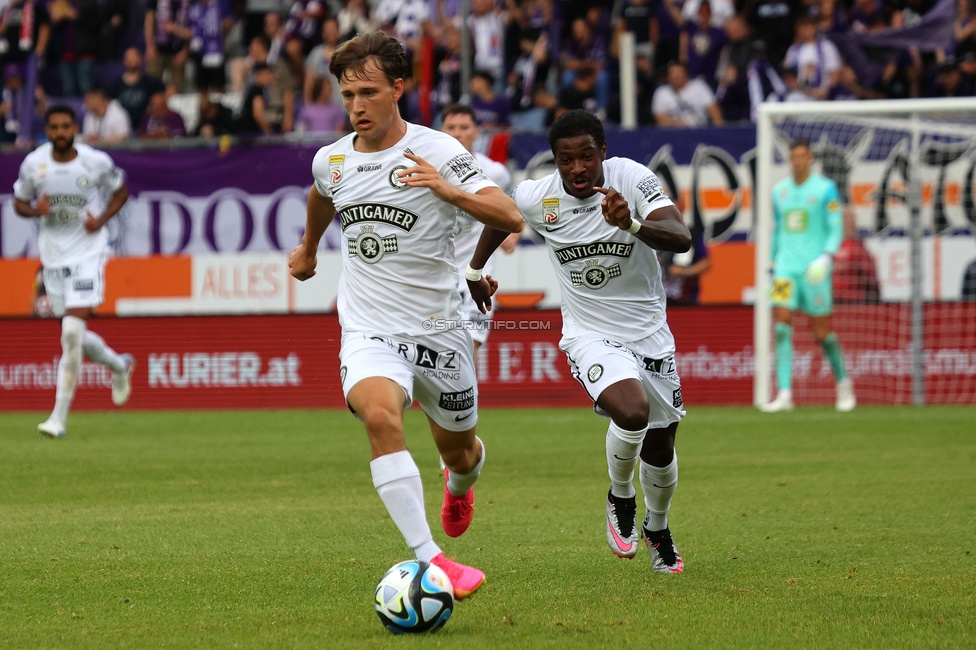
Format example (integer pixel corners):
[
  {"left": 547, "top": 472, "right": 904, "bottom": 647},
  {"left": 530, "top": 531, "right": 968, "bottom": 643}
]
[{"left": 761, "top": 139, "right": 856, "bottom": 413}]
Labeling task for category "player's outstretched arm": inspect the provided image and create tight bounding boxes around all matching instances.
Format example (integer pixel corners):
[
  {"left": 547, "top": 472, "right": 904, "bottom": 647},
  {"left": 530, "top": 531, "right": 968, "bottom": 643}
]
[
  {"left": 84, "top": 185, "right": 130, "bottom": 233},
  {"left": 289, "top": 185, "right": 336, "bottom": 281},
  {"left": 595, "top": 186, "right": 690, "bottom": 253},
  {"left": 399, "top": 152, "right": 523, "bottom": 233},
  {"left": 466, "top": 226, "right": 512, "bottom": 313}
]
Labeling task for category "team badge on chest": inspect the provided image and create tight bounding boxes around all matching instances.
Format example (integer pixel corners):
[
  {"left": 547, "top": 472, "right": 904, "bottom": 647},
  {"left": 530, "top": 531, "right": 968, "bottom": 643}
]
[
  {"left": 571, "top": 258, "right": 621, "bottom": 290},
  {"left": 329, "top": 155, "right": 345, "bottom": 184},
  {"left": 348, "top": 225, "right": 398, "bottom": 264},
  {"left": 543, "top": 198, "right": 560, "bottom": 224},
  {"left": 389, "top": 165, "right": 408, "bottom": 189}
]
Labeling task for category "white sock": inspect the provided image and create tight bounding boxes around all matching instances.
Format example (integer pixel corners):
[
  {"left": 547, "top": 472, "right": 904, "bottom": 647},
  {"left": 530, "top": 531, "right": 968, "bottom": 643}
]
[
  {"left": 82, "top": 330, "right": 124, "bottom": 373},
  {"left": 607, "top": 421, "right": 645, "bottom": 499},
  {"left": 446, "top": 436, "right": 484, "bottom": 497},
  {"left": 640, "top": 451, "right": 678, "bottom": 532},
  {"left": 51, "top": 315, "right": 86, "bottom": 426},
  {"left": 371, "top": 451, "right": 441, "bottom": 562}
]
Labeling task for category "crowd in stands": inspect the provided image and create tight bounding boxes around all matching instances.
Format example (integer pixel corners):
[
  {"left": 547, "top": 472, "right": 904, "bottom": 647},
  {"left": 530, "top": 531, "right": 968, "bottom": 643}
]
[{"left": 0, "top": 0, "right": 969, "bottom": 147}]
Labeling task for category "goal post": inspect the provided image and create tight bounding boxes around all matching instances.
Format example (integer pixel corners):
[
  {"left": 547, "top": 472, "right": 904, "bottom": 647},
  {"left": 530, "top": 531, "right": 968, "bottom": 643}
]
[{"left": 754, "top": 98, "right": 976, "bottom": 407}]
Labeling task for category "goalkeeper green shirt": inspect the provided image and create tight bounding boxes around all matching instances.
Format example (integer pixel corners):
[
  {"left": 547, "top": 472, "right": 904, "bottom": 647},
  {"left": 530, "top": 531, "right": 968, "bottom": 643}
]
[{"left": 771, "top": 173, "right": 843, "bottom": 275}]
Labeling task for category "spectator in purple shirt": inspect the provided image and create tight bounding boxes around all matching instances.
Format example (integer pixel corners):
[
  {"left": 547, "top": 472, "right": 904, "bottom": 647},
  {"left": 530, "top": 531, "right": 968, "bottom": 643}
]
[
  {"left": 137, "top": 91, "right": 187, "bottom": 139},
  {"left": 296, "top": 76, "right": 348, "bottom": 133},
  {"left": 681, "top": 1, "right": 726, "bottom": 88},
  {"left": 470, "top": 71, "right": 509, "bottom": 128},
  {"left": 560, "top": 17, "right": 609, "bottom": 117},
  {"left": 188, "top": 0, "right": 232, "bottom": 94}
]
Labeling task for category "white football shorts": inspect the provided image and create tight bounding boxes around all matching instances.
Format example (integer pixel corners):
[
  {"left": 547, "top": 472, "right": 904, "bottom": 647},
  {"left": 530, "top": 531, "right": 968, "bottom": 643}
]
[
  {"left": 339, "top": 328, "right": 479, "bottom": 432},
  {"left": 561, "top": 327, "right": 686, "bottom": 429},
  {"left": 42, "top": 253, "right": 107, "bottom": 317}
]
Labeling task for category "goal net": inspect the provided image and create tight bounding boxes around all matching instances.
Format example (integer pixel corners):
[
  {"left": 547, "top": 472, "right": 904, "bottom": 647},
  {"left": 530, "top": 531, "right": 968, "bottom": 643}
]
[{"left": 754, "top": 98, "right": 976, "bottom": 406}]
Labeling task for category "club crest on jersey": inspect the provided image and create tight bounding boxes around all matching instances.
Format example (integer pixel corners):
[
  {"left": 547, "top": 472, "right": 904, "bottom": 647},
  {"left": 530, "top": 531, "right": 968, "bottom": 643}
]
[
  {"left": 543, "top": 198, "right": 560, "bottom": 224},
  {"left": 76, "top": 176, "right": 90, "bottom": 188},
  {"left": 571, "top": 259, "right": 621, "bottom": 290},
  {"left": 827, "top": 199, "right": 840, "bottom": 212},
  {"left": 329, "top": 155, "right": 345, "bottom": 184},
  {"left": 348, "top": 225, "right": 398, "bottom": 264},
  {"left": 389, "top": 165, "right": 408, "bottom": 189}
]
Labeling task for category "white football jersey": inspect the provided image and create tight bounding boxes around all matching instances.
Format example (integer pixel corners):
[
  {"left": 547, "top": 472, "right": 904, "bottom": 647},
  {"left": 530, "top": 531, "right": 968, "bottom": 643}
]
[
  {"left": 453, "top": 152, "right": 512, "bottom": 285},
  {"left": 312, "top": 122, "right": 497, "bottom": 336},
  {"left": 13, "top": 142, "right": 125, "bottom": 268},
  {"left": 515, "top": 157, "right": 675, "bottom": 341}
]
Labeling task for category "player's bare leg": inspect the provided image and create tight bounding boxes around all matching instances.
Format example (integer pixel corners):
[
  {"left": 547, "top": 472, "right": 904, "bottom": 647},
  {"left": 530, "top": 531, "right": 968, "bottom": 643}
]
[
  {"left": 439, "top": 340, "right": 484, "bottom": 474},
  {"left": 596, "top": 378, "right": 649, "bottom": 559}
]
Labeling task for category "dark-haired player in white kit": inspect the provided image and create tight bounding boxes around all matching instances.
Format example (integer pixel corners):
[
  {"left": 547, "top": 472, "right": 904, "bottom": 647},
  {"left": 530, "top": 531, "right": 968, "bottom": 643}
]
[
  {"left": 288, "top": 32, "right": 522, "bottom": 598},
  {"left": 14, "top": 105, "right": 135, "bottom": 439},
  {"left": 467, "top": 109, "right": 691, "bottom": 573}
]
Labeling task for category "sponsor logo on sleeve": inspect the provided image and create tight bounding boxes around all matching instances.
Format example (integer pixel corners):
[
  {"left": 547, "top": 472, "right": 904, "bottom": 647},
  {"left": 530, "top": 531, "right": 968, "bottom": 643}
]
[
  {"left": 447, "top": 152, "right": 479, "bottom": 183},
  {"left": 637, "top": 175, "right": 663, "bottom": 202}
]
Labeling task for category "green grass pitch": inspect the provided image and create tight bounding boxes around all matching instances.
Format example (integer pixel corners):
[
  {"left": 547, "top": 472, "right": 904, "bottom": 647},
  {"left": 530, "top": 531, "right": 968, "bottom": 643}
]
[{"left": 1, "top": 406, "right": 974, "bottom": 648}]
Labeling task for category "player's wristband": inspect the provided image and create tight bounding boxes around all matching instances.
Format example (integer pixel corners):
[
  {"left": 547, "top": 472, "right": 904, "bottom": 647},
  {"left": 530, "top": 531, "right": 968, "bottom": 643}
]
[
  {"left": 626, "top": 220, "right": 641, "bottom": 234},
  {"left": 464, "top": 265, "right": 483, "bottom": 282}
]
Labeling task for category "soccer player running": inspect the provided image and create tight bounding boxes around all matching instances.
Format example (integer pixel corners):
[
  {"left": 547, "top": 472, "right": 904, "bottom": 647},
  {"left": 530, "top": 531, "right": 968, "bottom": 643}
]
[
  {"left": 14, "top": 105, "right": 135, "bottom": 439},
  {"left": 288, "top": 32, "right": 522, "bottom": 598},
  {"left": 761, "top": 139, "right": 855, "bottom": 413},
  {"left": 467, "top": 110, "right": 692, "bottom": 573}
]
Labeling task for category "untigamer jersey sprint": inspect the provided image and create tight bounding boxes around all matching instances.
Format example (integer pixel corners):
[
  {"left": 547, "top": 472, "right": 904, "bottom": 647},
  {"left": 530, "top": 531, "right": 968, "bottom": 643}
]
[
  {"left": 312, "top": 122, "right": 497, "bottom": 336},
  {"left": 13, "top": 142, "right": 125, "bottom": 267},
  {"left": 515, "top": 157, "right": 675, "bottom": 341},
  {"left": 771, "top": 173, "right": 843, "bottom": 274}
]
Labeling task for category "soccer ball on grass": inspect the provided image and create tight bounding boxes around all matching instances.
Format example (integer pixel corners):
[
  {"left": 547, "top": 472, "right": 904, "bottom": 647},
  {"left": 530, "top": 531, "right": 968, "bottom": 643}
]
[{"left": 374, "top": 559, "right": 454, "bottom": 634}]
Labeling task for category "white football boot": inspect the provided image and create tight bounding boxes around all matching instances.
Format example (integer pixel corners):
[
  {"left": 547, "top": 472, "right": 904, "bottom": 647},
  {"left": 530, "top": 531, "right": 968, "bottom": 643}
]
[{"left": 836, "top": 378, "right": 856, "bottom": 412}]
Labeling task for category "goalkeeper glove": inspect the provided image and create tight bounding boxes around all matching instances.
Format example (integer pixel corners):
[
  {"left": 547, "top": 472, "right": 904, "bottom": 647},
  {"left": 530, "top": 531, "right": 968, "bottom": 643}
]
[{"left": 805, "top": 253, "right": 832, "bottom": 285}]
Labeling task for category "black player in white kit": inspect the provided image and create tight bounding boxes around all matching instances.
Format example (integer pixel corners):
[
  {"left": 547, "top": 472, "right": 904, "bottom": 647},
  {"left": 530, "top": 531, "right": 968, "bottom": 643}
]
[{"left": 467, "top": 110, "right": 691, "bottom": 573}]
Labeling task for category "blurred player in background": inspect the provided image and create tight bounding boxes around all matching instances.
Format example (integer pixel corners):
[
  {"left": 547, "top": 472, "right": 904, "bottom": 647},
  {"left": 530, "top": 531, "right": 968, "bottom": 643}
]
[
  {"left": 288, "top": 32, "right": 522, "bottom": 599},
  {"left": 467, "top": 110, "right": 691, "bottom": 574},
  {"left": 439, "top": 103, "right": 517, "bottom": 357},
  {"left": 14, "top": 105, "right": 135, "bottom": 439},
  {"left": 762, "top": 139, "right": 855, "bottom": 413}
]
